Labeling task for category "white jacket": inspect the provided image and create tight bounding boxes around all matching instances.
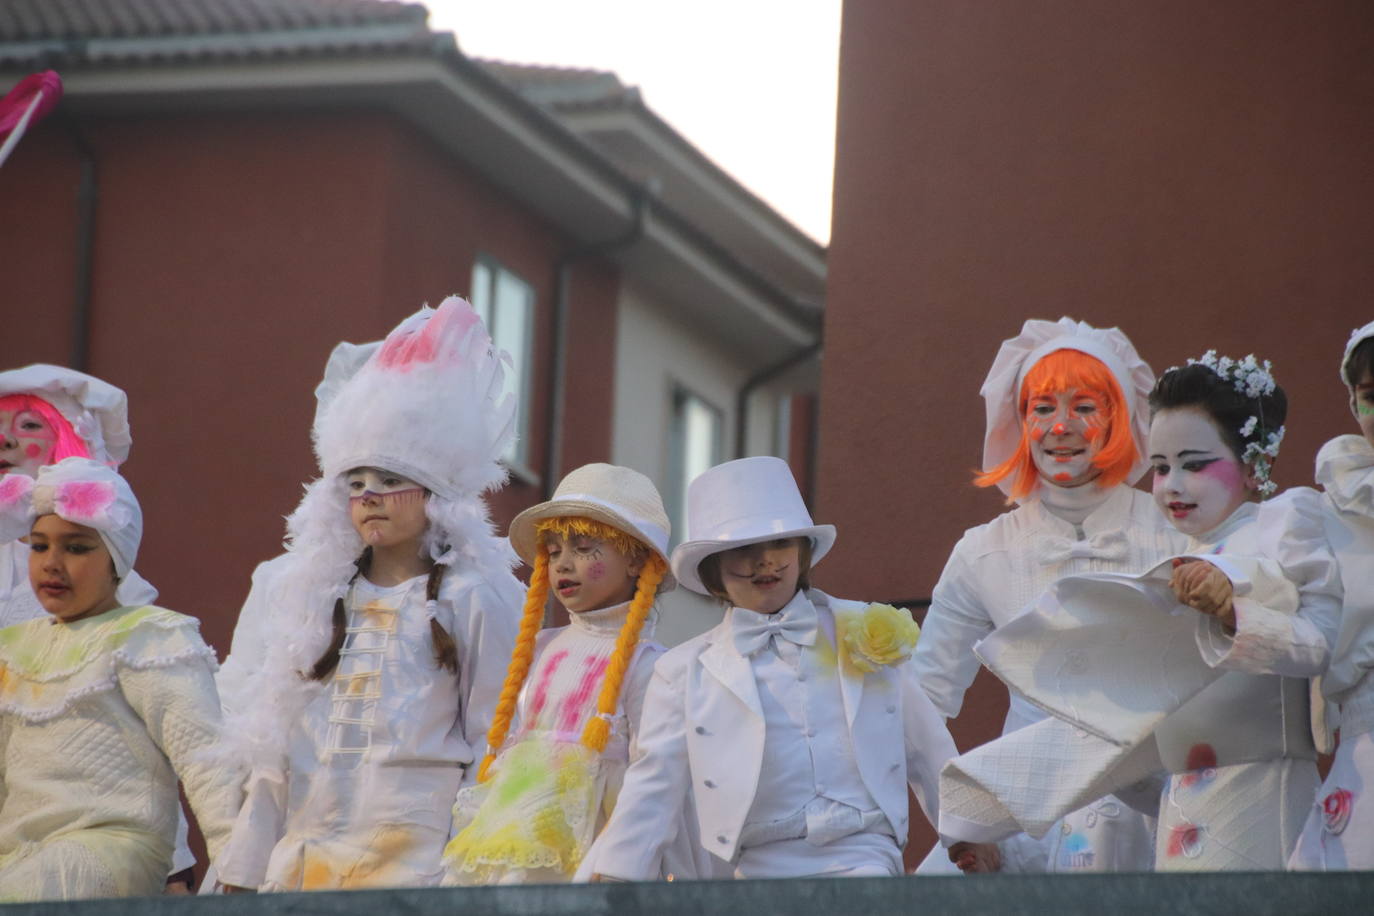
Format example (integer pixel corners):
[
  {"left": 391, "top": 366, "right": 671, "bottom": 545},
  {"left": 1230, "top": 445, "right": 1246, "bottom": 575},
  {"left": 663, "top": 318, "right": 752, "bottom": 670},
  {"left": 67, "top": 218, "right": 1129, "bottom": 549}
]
[{"left": 580, "top": 590, "right": 955, "bottom": 880}]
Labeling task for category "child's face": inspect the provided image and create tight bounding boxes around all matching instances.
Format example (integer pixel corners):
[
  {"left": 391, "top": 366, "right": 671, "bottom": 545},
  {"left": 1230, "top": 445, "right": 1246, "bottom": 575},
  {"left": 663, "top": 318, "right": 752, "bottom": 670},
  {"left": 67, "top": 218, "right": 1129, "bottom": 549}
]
[
  {"left": 545, "top": 530, "right": 642, "bottom": 614},
  {"left": 718, "top": 537, "right": 803, "bottom": 614},
  {"left": 1025, "top": 387, "right": 1108, "bottom": 488},
  {"left": 1351, "top": 371, "right": 1374, "bottom": 448},
  {"left": 0, "top": 407, "right": 57, "bottom": 478},
  {"left": 346, "top": 468, "right": 428, "bottom": 549},
  {"left": 27, "top": 514, "right": 121, "bottom": 622},
  {"left": 1149, "top": 407, "right": 1254, "bottom": 537}
]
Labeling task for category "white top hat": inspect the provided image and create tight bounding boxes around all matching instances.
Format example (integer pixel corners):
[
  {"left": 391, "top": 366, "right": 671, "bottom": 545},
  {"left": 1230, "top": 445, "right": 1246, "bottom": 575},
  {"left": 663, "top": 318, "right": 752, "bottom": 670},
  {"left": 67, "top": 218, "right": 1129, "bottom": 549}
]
[
  {"left": 508, "top": 463, "right": 675, "bottom": 590},
  {"left": 980, "top": 317, "right": 1156, "bottom": 498},
  {"left": 670, "top": 456, "right": 835, "bottom": 596},
  {"left": 1341, "top": 320, "right": 1374, "bottom": 387},
  {"left": 0, "top": 364, "right": 132, "bottom": 466}
]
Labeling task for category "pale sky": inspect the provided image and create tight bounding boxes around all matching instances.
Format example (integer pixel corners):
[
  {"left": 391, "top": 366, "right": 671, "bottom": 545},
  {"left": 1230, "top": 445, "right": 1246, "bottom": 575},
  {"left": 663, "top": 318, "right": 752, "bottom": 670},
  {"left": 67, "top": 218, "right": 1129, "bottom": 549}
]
[{"left": 423, "top": 0, "right": 842, "bottom": 244}]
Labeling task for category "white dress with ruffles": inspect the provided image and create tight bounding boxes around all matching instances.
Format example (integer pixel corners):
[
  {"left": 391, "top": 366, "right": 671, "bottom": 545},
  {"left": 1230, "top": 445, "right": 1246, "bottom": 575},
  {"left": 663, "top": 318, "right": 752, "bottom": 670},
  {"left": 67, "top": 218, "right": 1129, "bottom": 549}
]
[
  {"left": 0, "top": 605, "right": 237, "bottom": 901},
  {"left": 1291, "top": 435, "right": 1374, "bottom": 869}
]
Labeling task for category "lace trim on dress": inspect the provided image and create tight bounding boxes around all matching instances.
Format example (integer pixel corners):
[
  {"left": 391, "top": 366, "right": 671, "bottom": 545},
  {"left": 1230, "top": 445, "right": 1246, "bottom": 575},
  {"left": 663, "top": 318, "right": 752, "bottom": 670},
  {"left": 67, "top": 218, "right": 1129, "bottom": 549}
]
[{"left": 0, "top": 605, "right": 216, "bottom": 723}]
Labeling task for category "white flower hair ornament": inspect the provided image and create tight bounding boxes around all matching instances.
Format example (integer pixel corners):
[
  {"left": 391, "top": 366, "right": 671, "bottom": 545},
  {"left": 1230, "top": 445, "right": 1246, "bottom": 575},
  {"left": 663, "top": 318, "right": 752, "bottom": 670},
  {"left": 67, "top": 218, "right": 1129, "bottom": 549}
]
[
  {"left": 0, "top": 457, "right": 142, "bottom": 577},
  {"left": 1181, "top": 350, "right": 1286, "bottom": 498}
]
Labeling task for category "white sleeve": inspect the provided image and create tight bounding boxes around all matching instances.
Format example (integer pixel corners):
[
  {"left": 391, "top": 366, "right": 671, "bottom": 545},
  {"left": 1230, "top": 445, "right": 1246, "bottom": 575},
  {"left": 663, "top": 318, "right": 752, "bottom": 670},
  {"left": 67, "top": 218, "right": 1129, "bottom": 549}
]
[
  {"left": 216, "top": 556, "right": 289, "bottom": 720},
  {"left": 901, "top": 659, "right": 960, "bottom": 840},
  {"left": 912, "top": 541, "right": 995, "bottom": 719},
  {"left": 119, "top": 647, "right": 242, "bottom": 865},
  {"left": 576, "top": 657, "right": 692, "bottom": 882},
  {"left": 1195, "top": 489, "right": 1341, "bottom": 677},
  {"left": 452, "top": 575, "right": 522, "bottom": 785}
]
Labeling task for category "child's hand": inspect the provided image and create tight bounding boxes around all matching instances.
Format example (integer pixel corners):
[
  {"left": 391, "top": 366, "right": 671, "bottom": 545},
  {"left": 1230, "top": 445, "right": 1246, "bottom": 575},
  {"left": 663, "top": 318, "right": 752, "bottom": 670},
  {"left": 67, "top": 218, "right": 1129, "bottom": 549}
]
[
  {"left": 1169, "top": 558, "right": 1235, "bottom": 630},
  {"left": 947, "top": 841, "right": 1002, "bottom": 873}
]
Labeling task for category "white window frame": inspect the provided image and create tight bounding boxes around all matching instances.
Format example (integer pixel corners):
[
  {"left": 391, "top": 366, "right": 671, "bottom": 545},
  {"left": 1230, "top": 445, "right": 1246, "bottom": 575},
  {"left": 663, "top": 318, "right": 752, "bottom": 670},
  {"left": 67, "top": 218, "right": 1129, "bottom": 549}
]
[
  {"left": 666, "top": 385, "right": 725, "bottom": 544},
  {"left": 470, "top": 255, "right": 536, "bottom": 477}
]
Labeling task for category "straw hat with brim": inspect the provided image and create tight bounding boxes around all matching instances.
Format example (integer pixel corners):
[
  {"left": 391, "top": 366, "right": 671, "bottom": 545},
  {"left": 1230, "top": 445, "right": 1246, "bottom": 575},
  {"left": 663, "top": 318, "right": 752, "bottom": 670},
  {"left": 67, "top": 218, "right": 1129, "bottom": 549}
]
[
  {"left": 670, "top": 456, "right": 836, "bottom": 596},
  {"left": 508, "top": 463, "right": 675, "bottom": 590}
]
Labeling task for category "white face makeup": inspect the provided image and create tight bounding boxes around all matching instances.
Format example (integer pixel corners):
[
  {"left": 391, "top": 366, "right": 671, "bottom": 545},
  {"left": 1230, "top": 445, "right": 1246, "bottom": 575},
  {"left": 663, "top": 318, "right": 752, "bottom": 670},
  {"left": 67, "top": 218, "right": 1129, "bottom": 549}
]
[
  {"left": 1025, "top": 387, "right": 1108, "bottom": 488},
  {"left": 1149, "top": 407, "right": 1254, "bottom": 537},
  {"left": 0, "top": 406, "right": 58, "bottom": 477},
  {"left": 545, "top": 530, "right": 641, "bottom": 614},
  {"left": 718, "top": 537, "right": 803, "bottom": 615},
  {"left": 346, "top": 467, "right": 428, "bottom": 549}
]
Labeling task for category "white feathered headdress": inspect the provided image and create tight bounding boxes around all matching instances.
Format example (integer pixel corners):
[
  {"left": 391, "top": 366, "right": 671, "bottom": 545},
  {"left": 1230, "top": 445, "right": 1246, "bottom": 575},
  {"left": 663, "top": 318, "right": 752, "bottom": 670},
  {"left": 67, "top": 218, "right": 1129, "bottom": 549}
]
[{"left": 221, "top": 297, "right": 518, "bottom": 768}]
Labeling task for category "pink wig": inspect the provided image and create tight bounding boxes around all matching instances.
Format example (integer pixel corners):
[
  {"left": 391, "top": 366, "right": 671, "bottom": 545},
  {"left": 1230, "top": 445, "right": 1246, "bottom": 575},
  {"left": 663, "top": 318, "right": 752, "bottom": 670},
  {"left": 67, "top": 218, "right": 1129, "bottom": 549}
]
[{"left": 0, "top": 394, "right": 90, "bottom": 462}]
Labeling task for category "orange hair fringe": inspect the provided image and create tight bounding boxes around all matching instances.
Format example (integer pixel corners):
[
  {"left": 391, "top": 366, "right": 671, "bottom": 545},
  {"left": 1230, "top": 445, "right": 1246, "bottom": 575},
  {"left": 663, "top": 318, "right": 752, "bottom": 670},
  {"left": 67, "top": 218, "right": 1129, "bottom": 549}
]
[{"left": 974, "top": 348, "right": 1138, "bottom": 501}]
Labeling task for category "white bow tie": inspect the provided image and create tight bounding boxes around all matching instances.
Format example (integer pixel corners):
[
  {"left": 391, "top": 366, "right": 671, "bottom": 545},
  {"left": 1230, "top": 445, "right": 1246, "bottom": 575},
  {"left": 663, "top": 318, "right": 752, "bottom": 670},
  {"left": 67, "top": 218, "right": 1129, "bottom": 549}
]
[
  {"left": 1036, "top": 530, "right": 1130, "bottom": 565},
  {"left": 732, "top": 602, "right": 818, "bottom": 657}
]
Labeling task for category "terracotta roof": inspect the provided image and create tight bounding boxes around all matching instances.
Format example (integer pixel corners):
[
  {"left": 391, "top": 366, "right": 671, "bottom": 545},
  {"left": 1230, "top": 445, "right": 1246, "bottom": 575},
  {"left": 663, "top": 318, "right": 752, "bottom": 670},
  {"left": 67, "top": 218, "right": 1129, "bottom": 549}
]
[{"left": 0, "top": 0, "right": 438, "bottom": 67}]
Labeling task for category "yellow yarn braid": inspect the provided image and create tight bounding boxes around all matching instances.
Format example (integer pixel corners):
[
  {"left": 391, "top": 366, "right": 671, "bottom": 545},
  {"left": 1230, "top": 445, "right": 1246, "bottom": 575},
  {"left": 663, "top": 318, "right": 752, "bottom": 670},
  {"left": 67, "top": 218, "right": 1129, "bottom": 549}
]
[
  {"left": 478, "top": 549, "right": 549, "bottom": 783},
  {"left": 579, "top": 553, "right": 666, "bottom": 753}
]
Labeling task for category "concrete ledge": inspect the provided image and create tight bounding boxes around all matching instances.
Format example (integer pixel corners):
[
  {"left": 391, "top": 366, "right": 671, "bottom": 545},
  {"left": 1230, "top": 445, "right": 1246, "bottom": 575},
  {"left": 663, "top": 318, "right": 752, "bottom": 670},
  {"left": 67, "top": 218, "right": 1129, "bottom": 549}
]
[{"left": 6, "top": 873, "right": 1374, "bottom": 916}]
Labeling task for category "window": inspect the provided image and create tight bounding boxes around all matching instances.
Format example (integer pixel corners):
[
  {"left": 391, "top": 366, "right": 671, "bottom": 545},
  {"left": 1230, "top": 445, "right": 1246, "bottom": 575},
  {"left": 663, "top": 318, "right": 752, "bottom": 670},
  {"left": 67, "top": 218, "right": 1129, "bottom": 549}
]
[
  {"left": 667, "top": 387, "right": 724, "bottom": 543},
  {"left": 470, "top": 256, "right": 535, "bottom": 470}
]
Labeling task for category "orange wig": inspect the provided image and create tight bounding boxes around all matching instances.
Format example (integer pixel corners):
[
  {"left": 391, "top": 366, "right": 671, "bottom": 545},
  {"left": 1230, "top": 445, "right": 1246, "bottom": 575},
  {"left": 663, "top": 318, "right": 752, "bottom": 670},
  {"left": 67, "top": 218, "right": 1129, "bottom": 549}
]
[{"left": 974, "top": 348, "right": 1138, "bottom": 501}]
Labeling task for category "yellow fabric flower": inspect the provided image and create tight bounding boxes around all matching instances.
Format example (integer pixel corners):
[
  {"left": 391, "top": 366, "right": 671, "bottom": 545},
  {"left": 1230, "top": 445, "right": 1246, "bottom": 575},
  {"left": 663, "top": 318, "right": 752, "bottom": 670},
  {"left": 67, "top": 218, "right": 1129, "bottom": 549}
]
[{"left": 839, "top": 603, "right": 920, "bottom": 673}]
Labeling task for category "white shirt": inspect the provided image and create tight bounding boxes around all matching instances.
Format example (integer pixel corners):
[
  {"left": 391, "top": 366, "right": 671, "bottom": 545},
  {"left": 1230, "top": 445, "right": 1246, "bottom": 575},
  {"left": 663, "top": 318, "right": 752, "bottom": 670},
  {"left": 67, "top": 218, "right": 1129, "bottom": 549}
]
[{"left": 735, "top": 592, "right": 886, "bottom": 843}]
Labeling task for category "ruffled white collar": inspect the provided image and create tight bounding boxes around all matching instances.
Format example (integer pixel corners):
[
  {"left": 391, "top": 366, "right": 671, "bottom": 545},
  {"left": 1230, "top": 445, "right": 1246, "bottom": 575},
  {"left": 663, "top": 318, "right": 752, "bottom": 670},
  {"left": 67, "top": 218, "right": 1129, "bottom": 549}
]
[{"left": 1317, "top": 434, "right": 1374, "bottom": 516}]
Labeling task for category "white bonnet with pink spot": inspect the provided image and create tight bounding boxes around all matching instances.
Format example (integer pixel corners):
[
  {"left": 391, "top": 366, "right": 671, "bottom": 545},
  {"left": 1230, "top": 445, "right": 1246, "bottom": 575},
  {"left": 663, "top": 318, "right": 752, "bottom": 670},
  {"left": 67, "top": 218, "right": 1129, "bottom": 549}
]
[
  {"left": 0, "top": 457, "right": 141, "bottom": 578},
  {"left": 0, "top": 364, "right": 133, "bottom": 466}
]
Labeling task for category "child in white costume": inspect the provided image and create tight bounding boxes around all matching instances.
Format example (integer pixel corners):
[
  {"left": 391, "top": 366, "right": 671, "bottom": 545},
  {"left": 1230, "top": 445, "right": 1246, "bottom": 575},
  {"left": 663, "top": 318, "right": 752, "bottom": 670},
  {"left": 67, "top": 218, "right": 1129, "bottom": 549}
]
[
  {"left": 444, "top": 463, "right": 708, "bottom": 883},
  {"left": 0, "top": 365, "right": 158, "bottom": 629},
  {"left": 1291, "top": 320, "right": 1374, "bottom": 869},
  {"left": 0, "top": 459, "right": 238, "bottom": 900},
  {"left": 913, "top": 318, "right": 1185, "bottom": 873},
  {"left": 580, "top": 457, "right": 979, "bottom": 880},
  {"left": 939, "top": 353, "right": 1341, "bottom": 871},
  {"left": 212, "top": 298, "right": 524, "bottom": 892}
]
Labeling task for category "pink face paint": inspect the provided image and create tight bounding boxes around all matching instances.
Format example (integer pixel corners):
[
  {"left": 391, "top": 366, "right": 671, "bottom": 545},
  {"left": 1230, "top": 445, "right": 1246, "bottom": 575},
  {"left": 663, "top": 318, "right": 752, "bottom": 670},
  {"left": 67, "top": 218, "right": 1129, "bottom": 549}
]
[
  {"left": 24, "top": 443, "right": 40, "bottom": 458},
  {"left": 348, "top": 486, "right": 425, "bottom": 506},
  {"left": 587, "top": 561, "right": 606, "bottom": 581}
]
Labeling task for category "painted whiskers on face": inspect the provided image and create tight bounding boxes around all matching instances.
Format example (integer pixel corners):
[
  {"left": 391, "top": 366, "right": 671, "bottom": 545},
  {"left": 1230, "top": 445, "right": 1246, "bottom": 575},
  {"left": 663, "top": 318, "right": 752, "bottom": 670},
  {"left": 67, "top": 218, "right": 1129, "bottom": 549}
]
[
  {"left": 545, "top": 530, "right": 640, "bottom": 614},
  {"left": 1025, "top": 387, "right": 1109, "bottom": 487},
  {"left": 345, "top": 468, "right": 430, "bottom": 551},
  {"left": 720, "top": 537, "right": 803, "bottom": 615}
]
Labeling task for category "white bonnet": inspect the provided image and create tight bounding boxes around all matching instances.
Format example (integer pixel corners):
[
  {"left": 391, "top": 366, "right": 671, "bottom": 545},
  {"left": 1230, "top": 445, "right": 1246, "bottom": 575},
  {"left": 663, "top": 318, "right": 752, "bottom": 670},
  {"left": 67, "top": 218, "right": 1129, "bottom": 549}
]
[
  {"left": 980, "top": 317, "right": 1156, "bottom": 497},
  {"left": 0, "top": 457, "right": 141, "bottom": 579},
  {"left": 0, "top": 364, "right": 132, "bottom": 466}
]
